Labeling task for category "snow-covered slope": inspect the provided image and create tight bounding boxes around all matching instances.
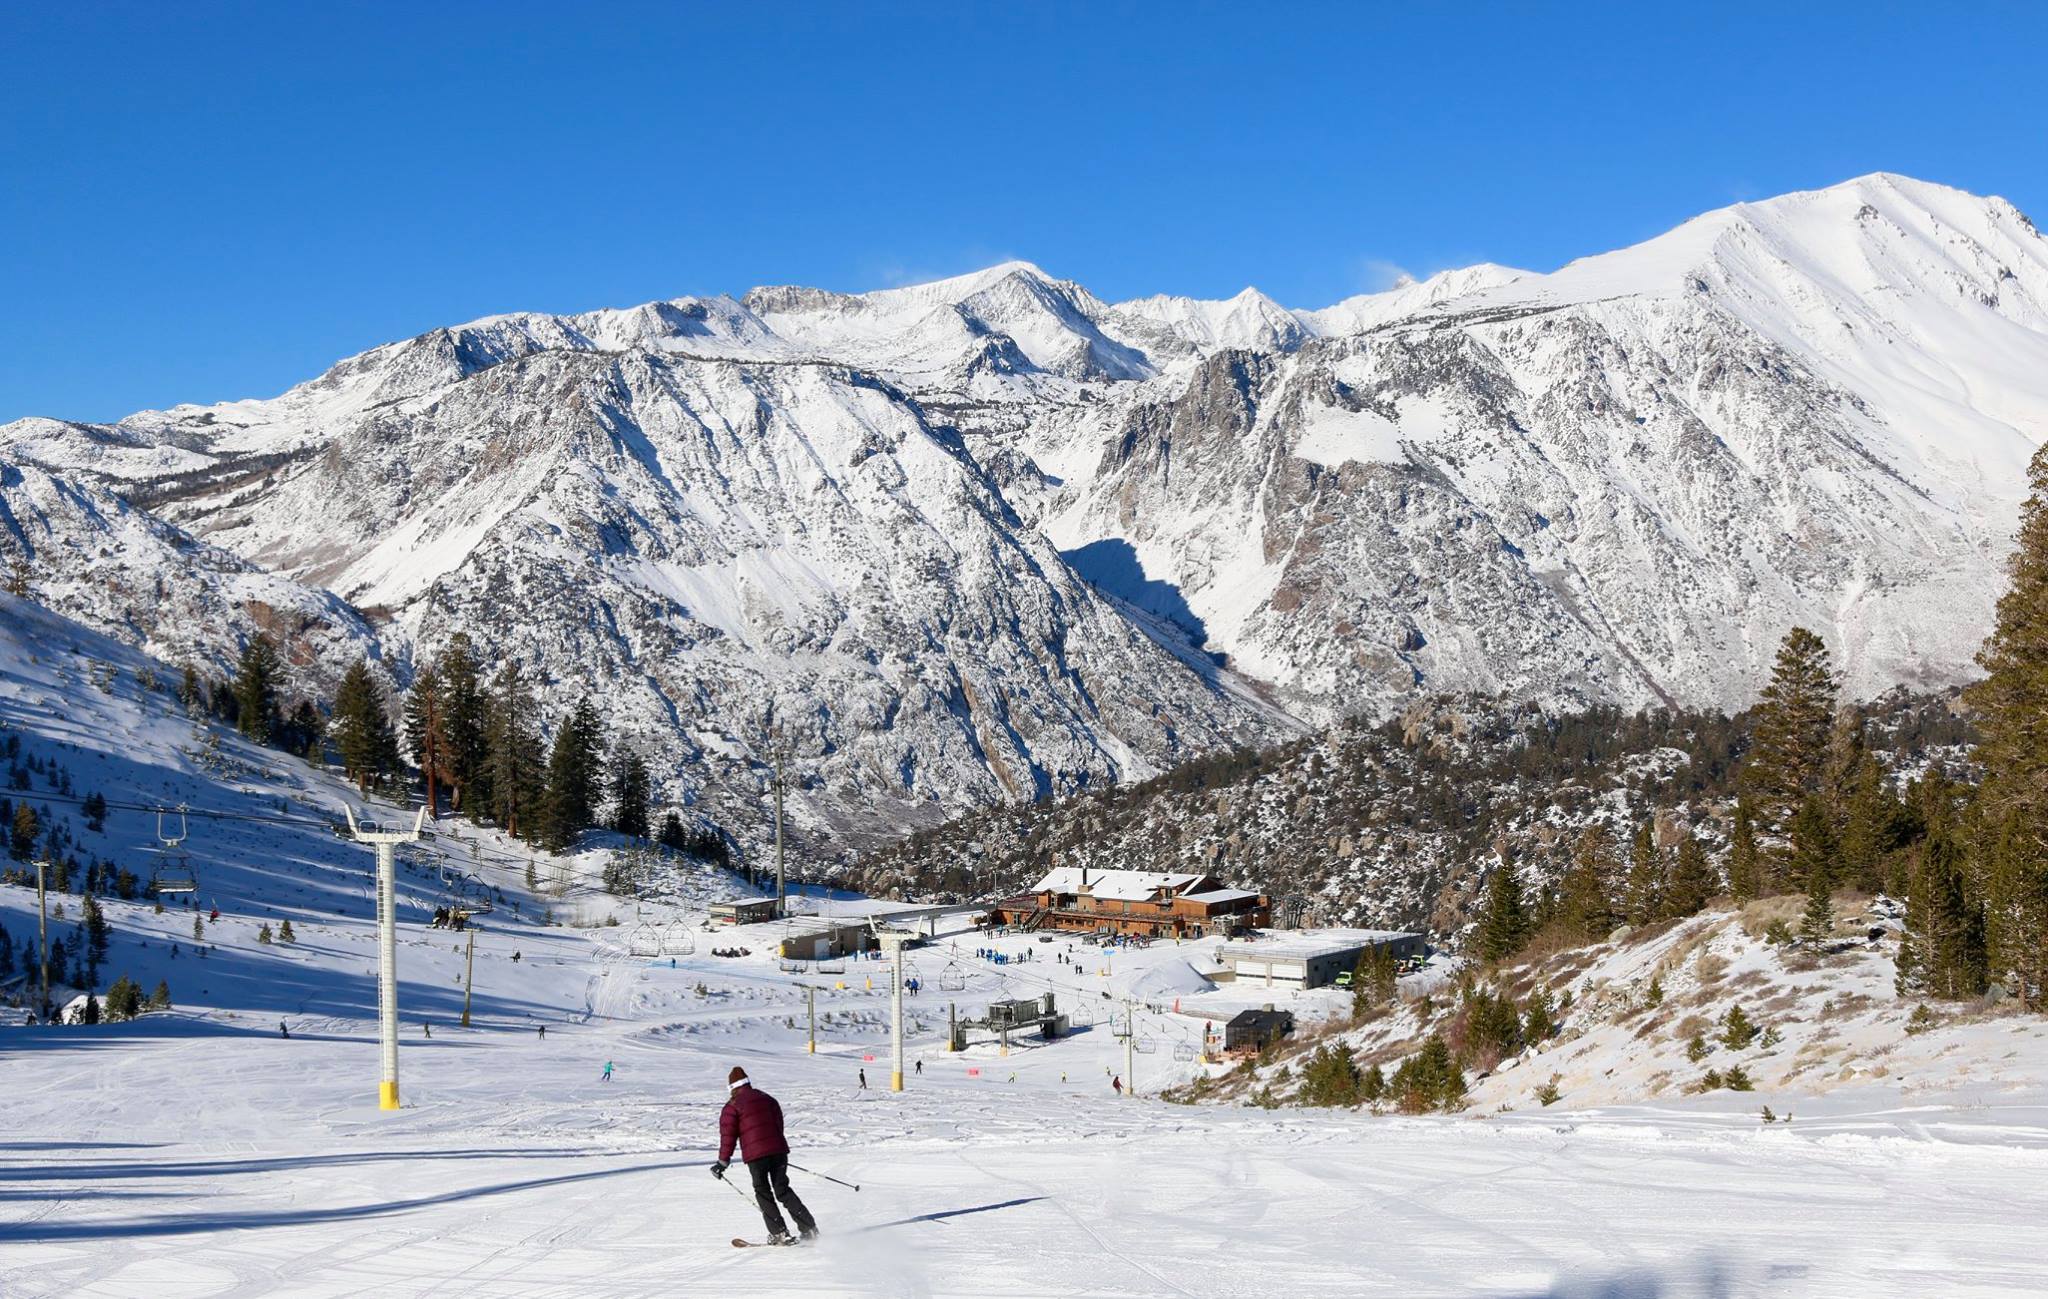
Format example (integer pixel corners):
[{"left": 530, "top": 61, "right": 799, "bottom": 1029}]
[{"left": 4, "top": 173, "right": 2044, "bottom": 843}]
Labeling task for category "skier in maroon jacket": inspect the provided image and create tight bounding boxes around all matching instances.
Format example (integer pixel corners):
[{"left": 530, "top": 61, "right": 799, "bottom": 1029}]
[{"left": 713, "top": 1066, "right": 818, "bottom": 1244}]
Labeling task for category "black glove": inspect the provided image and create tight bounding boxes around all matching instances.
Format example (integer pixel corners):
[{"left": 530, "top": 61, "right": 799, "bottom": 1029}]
[{"left": 711, "top": 1161, "right": 728, "bottom": 1179}]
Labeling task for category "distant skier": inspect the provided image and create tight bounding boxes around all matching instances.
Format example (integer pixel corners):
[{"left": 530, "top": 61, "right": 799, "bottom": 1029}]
[
  {"left": 914, "top": 1059, "right": 923, "bottom": 1076},
  {"left": 858, "top": 1068, "right": 867, "bottom": 1091},
  {"left": 714, "top": 1067, "right": 817, "bottom": 1246},
  {"left": 1112, "top": 1075, "right": 1123, "bottom": 1096},
  {"left": 423, "top": 1022, "right": 432, "bottom": 1038},
  {"left": 279, "top": 1020, "right": 290, "bottom": 1039},
  {"left": 602, "top": 1061, "right": 614, "bottom": 1082},
  {"left": 537, "top": 1025, "right": 546, "bottom": 1039}
]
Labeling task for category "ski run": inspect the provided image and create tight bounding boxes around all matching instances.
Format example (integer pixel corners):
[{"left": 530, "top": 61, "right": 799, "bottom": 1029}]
[{"left": 4, "top": 596, "right": 2048, "bottom": 1297}]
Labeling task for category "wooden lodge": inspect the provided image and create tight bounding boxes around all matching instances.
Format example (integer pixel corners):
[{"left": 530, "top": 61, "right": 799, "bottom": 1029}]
[{"left": 987, "top": 867, "right": 1269, "bottom": 939}]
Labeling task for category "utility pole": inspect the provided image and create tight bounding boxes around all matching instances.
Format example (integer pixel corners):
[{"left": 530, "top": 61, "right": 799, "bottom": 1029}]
[
  {"left": 806, "top": 984, "right": 816, "bottom": 1054},
  {"left": 461, "top": 926, "right": 476, "bottom": 1028},
  {"left": 1124, "top": 1001, "right": 1137, "bottom": 1099},
  {"left": 771, "top": 732, "right": 786, "bottom": 919},
  {"left": 36, "top": 857, "right": 50, "bottom": 1024},
  {"left": 346, "top": 806, "right": 426, "bottom": 1110}
]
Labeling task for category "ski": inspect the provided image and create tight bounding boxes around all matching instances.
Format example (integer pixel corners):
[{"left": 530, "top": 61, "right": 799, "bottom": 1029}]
[{"left": 731, "top": 1237, "right": 803, "bottom": 1249}]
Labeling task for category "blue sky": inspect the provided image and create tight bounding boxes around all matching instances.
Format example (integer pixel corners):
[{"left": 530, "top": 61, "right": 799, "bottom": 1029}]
[{"left": 4, "top": 2, "right": 2042, "bottom": 423}]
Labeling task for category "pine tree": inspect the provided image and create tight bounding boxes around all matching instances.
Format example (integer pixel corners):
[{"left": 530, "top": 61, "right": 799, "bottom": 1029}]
[
  {"left": 610, "top": 749, "right": 652, "bottom": 841},
  {"left": 1980, "top": 808, "right": 2048, "bottom": 1008},
  {"left": 1787, "top": 795, "right": 1836, "bottom": 898},
  {"left": 278, "top": 918, "right": 296, "bottom": 943},
  {"left": 80, "top": 993, "right": 100, "bottom": 1025},
  {"left": 150, "top": 980, "right": 172, "bottom": 1010},
  {"left": 178, "top": 663, "right": 201, "bottom": 714},
  {"left": 83, "top": 893, "right": 109, "bottom": 968},
  {"left": 1726, "top": 798, "right": 1762, "bottom": 904},
  {"left": 1665, "top": 830, "right": 1717, "bottom": 918},
  {"left": 0, "top": 924, "right": 14, "bottom": 978},
  {"left": 9, "top": 803, "right": 36, "bottom": 862},
  {"left": 1473, "top": 864, "right": 1531, "bottom": 963},
  {"left": 193, "top": 914, "right": 205, "bottom": 942},
  {"left": 1897, "top": 814, "right": 1990, "bottom": 1001},
  {"left": 1350, "top": 943, "right": 1398, "bottom": 1018},
  {"left": 1741, "top": 627, "right": 1839, "bottom": 883},
  {"left": 332, "top": 658, "right": 399, "bottom": 795},
  {"left": 233, "top": 634, "right": 284, "bottom": 745},
  {"left": 1836, "top": 753, "right": 1900, "bottom": 895},
  {"left": 1965, "top": 440, "right": 2048, "bottom": 1004},
  {"left": 436, "top": 635, "right": 487, "bottom": 816},
  {"left": 1557, "top": 823, "right": 1621, "bottom": 941},
  {"left": 485, "top": 662, "right": 541, "bottom": 838},
  {"left": 257, "top": 922, "right": 274, "bottom": 945},
  {"left": 404, "top": 665, "right": 446, "bottom": 817},
  {"left": 540, "top": 698, "right": 604, "bottom": 852},
  {"left": 106, "top": 974, "right": 142, "bottom": 1020},
  {"left": 1799, "top": 854, "right": 1835, "bottom": 947},
  {"left": 1623, "top": 821, "right": 1662, "bottom": 926}
]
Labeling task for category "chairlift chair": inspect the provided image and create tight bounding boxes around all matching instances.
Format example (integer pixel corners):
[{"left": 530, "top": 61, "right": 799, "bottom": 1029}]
[
  {"left": 1172, "top": 1040, "right": 1198, "bottom": 1063},
  {"left": 628, "top": 923, "right": 662, "bottom": 958},
  {"left": 1112, "top": 1017, "right": 1132, "bottom": 1039},
  {"left": 142, "top": 806, "right": 198, "bottom": 894},
  {"left": 1069, "top": 1004, "right": 1096, "bottom": 1027},
  {"left": 1134, "top": 1035, "right": 1158, "bottom": 1055},
  {"left": 938, "top": 964, "right": 966, "bottom": 992},
  {"left": 819, "top": 954, "right": 847, "bottom": 975},
  {"left": 660, "top": 920, "right": 695, "bottom": 956}
]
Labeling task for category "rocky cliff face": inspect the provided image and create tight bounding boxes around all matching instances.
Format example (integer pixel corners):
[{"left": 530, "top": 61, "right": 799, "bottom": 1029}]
[{"left": 3, "top": 172, "right": 2043, "bottom": 857}]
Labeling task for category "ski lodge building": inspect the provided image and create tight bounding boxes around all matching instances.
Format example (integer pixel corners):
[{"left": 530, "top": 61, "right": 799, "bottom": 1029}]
[{"left": 988, "top": 867, "right": 1269, "bottom": 939}]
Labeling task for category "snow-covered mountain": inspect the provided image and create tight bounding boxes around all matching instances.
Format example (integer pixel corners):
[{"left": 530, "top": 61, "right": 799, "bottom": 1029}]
[{"left": 3, "top": 172, "right": 2044, "bottom": 847}]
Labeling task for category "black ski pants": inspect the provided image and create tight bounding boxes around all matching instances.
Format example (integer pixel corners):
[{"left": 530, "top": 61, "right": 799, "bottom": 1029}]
[{"left": 747, "top": 1153, "right": 815, "bottom": 1237}]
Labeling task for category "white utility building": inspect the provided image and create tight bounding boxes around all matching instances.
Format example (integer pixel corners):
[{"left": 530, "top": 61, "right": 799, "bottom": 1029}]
[{"left": 1218, "top": 928, "right": 1424, "bottom": 989}]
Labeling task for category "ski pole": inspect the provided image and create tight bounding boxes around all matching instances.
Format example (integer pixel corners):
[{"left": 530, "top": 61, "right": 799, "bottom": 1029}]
[
  {"left": 788, "top": 1162, "right": 860, "bottom": 1192},
  {"left": 717, "top": 1168, "right": 755, "bottom": 1205}
]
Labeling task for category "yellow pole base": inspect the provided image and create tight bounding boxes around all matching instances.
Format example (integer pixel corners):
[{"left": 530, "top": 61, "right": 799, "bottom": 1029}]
[
  {"left": 807, "top": 1041, "right": 816, "bottom": 1054},
  {"left": 891, "top": 1071, "right": 903, "bottom": 1092},
  {"left": 379, "top": 1081, "right": 400, "bottom": 1110}
]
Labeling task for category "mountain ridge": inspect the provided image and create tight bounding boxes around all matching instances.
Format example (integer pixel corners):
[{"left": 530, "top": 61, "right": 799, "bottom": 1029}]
[{"left": 3, "top": 171, "right": 2043, "bottom": 854}]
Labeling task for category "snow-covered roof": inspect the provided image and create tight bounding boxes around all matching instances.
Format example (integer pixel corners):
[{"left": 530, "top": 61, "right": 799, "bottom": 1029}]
[
  {"left": 1220, "top": 928, "right": 1419, "bottom": 963},
  {"left": 1185, "top": 888, "right": 1261, "bottom": 905},
  {"left": 1029, "top": 867, "right": 1208, "bottom": 902}
]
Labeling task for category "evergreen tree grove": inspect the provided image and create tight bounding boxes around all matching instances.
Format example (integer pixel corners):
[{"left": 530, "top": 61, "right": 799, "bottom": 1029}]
[{"left": 1965, "top": 440, "right": 2048, "bottom": 1004}]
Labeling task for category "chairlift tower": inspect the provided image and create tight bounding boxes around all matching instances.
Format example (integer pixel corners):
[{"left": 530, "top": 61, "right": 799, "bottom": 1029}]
[
  {"left": 876, "top": 928, "right": 912, "bottom": 1092},
  {"left": 345, "top": 805, "right": 426, "bottom": 1110}
]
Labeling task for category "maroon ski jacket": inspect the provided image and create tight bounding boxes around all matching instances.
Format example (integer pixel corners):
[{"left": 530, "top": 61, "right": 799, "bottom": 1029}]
[{"left": 718, "top": 1083, "right": 791, "bottom": 1164}]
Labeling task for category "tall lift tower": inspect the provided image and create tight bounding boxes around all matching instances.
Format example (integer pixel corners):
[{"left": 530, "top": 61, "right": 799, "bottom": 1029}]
[{"left": 346, "top": 806, "right": 426, "bottom": 1110}]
